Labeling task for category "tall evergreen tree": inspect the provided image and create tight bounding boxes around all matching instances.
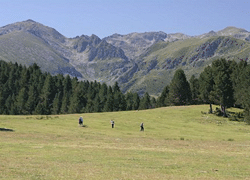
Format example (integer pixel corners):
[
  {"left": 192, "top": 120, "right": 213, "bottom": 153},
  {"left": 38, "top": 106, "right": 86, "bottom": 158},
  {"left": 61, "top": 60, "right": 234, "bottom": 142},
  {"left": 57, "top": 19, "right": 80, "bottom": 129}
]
[
  {"left": 40, "top": 74, "right": 55, "bottom": 114},
  {"left": 113, "top": 91, "right": 122, "bottom": 111},
  {"left": 113, "top": 81, "right": 120, "bottom": 94},
  {"left": 25, "top": 85, "right": 39, "bottom": 115},
  {"left": 52, "top": 92, "right": 62, "bottom": 114},
  {"left": 230, "top": 60, "right": 248, "bottom": 108},
  {"left": 139, "top": 92, "right": 151, "bottom": 110},
  {"left": 210, "top": 59, "right": 234, "bottom": 116},
  {"left": 84, "top": 100, "right": 95, "bottom": 113},
  {"left": 132, "top": 93, "right": 140, "bottom": 110},
  {"left": 60, "top": 92, "right": 70, "bottom": 114},
  {"left": 168, "top": 69, "right": 191, "bottom": 106},
  {"left": 189, "top": 75, "right": 200, "bottom": 105},
  {"left": 16, "top": 87, "right": 28, "bottom": 114},
  {"left": 103, "top": 93, "right": 114, "bottom": 112},
  {"left": 68, "top": 85, "right": 83, "bottom": 114},
  {"left": 125, "top": 92, "right": 134, "bottom": 110},
  {"left": 93, "top": 94, "right": 101, "bottom": 112},
  {"left": 157, "top": 85, "right": 169, "bottom": 107},
  {"left": 199, "top": 66, "right": 214, "bottom": 113},
  {"left": 151, "top": 97, "right": 157, "bottom": 108},
  {"left": 233, "top": 64, "right": 250, "bottom": 123},
  {"left": 99, "top": 83, "right": 108, "bottom": 110}
]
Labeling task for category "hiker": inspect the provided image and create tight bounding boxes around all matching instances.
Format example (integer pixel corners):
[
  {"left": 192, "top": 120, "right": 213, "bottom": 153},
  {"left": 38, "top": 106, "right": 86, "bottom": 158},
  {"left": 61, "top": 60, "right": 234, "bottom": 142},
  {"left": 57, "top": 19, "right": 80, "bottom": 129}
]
[
  {"left": 140, "top": 122, "right": 144, "bottom": 131},
  {"left": 110, "top": 120, "right": 115, "bottom": 128},
  {"left": 79, "top": 116, "right": 83, "bottom": 126}
]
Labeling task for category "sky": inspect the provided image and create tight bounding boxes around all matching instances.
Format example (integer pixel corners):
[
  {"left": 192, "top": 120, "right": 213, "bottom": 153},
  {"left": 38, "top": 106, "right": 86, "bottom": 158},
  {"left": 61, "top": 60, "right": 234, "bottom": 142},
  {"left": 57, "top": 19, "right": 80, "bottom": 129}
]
[{"left": 1, "top": 0, "right": 250, "bottom": 38}]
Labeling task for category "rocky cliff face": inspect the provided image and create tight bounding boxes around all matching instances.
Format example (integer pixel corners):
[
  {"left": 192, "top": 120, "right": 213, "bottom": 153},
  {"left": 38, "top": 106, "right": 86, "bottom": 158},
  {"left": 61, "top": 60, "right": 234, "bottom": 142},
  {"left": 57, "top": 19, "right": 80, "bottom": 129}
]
[{"left": 104, "top": 31, "right": 168, "bottom": 59}]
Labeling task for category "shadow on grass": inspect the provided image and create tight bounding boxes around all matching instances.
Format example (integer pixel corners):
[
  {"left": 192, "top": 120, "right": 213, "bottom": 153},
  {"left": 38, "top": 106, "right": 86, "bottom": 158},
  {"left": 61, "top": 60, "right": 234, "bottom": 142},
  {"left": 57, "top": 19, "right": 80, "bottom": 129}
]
[
  {"left": 0, "top": 128, "right": 14, "bottom": 132},
  {"left": 79, "top": 125, "right": 88, "bottom": 128}
]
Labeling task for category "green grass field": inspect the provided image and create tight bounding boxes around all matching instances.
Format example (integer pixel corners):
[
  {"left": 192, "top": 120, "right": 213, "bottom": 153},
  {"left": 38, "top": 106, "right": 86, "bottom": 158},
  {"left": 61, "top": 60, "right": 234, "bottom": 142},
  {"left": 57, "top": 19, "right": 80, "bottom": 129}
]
[{"left": 1, "top": 105, "right": 250, "bottom": 179}]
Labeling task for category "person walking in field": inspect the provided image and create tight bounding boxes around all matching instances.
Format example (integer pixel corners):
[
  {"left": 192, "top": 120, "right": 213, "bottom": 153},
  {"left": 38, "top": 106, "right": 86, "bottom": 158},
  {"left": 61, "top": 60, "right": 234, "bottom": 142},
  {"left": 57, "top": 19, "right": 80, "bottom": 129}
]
[
  {"left": 79, "top": 116, "right": 83, "bottom": 126},
  {"left": 140, "top": 122, "right": 144, "bottom": 131},
  {"left": 110, "top": 120, "right": 115, "bottom": 128}
]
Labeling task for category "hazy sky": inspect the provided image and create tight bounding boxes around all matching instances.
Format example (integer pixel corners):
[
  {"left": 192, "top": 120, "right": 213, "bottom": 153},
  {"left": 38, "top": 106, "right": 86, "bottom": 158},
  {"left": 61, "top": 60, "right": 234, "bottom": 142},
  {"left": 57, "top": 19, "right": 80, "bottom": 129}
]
[{"left": 1, "top": 0, "right": 249, "bottom": 38}]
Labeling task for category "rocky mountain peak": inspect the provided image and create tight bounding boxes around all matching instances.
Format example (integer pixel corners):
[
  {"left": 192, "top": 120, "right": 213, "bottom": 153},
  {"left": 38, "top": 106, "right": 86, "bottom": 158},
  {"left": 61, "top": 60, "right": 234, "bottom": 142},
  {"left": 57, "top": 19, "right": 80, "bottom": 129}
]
[
  {"left": 217, "top": 26, "right": 248, "bottom": 35},
  {"left": 0, "top": 20, "right": 66, "bottom": 43}
]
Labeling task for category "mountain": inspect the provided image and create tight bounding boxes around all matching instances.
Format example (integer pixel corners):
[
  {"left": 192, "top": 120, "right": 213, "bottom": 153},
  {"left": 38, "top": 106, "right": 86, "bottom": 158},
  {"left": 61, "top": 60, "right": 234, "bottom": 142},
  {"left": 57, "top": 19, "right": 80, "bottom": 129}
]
[
  {"left": 0, "top": 20, "right": 249, "bottom": 97},
  {"left": 121, "top": 35, "right": 250, "bottom": 96},
  {"left": 197, "top": 26, "right": 250, "bottom": 40},
  {"left": 0, "top": 20, "right": 81, "bottom": 77},
  {"left": 103, "top": 31, "right": 191, "bottom": 60}
]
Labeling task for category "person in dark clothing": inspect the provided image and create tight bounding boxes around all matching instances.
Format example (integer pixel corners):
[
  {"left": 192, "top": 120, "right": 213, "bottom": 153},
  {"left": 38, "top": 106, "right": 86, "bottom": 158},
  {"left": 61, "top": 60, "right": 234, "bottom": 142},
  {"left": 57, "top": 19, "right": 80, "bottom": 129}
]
[
  {"left": 79, "top": 116, "right": 83, "bottom": 126},
  {"left": 110, "top": 120, "right": 115, "bottom": 128},
  {"left": 140, "top": 122, "right": 144, "bottom": 131}
]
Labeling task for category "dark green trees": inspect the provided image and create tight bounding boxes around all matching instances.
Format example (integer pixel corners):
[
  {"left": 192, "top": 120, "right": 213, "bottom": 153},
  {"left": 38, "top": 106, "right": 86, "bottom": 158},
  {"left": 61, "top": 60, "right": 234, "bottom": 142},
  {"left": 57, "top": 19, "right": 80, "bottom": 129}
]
[
  {"left": 156, "top": 85, "right": 169, "bottom": 107},
  {"left": 199, "top": 59, "right": 235, "bottom": 115},
  {"left": 189, "top": 75, "right": 200, "bottom": 105},
  {"left": 233, "top": 64, "right": 250, "bottom": 123},
  {"left": 139, "top": 92, "right": 151, "bottom": 109},
  {"left": 168, "top": 69, "right": 191, "bottom": 106},
  {"left": 210, "top": 59, "right": 234, "bottom": 116},
  {"left": 199, "top": 66, "right": 214, "bottom": 113}
]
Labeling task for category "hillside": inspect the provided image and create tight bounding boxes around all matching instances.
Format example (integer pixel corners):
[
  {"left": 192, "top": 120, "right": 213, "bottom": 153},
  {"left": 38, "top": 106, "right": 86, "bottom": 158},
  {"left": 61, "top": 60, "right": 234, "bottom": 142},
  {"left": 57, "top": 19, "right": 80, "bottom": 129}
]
[
  {"left": 0, "top": 20, "right": 250, "bottom": 96},
  {"left": 119, "top": 36, "right": 250, "bottom": 96}
]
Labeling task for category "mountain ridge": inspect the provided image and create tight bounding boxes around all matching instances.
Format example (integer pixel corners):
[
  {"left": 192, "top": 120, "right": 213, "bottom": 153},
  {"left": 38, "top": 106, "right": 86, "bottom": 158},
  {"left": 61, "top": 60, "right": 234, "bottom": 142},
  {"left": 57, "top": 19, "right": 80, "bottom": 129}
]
[{"left": 0, "top": 19, "right": 250, "bottom": 96}]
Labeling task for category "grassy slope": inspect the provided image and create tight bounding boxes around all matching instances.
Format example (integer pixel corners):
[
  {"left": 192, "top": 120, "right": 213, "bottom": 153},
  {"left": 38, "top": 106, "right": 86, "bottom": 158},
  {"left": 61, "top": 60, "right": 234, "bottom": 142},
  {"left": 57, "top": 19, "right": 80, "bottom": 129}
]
[
  {"left": 0, "top": 105, "right": 250, "bottom": 179},
  {"left": 0, "top": 31, "right": 73, "bottom": 74}
]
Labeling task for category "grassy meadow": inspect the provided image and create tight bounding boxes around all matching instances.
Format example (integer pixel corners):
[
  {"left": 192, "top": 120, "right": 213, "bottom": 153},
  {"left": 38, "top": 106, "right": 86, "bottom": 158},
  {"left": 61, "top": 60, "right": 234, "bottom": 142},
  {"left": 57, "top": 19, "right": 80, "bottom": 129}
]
[{"left": 0, "top": 105, "right": 250, "bottom": 179}]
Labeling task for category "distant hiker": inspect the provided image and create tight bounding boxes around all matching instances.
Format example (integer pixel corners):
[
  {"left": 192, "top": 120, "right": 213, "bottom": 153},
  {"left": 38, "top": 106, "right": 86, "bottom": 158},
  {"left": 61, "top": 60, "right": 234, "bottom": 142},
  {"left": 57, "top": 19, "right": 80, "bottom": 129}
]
[
  {"left": 110, "top": 120, "right": 115, "bottom": 128},
  {"left": 79, "top": 116, "right": 83, "bottom": 126},
  {"left": 140, "top": 122, "right": 144, "bottom": 131}
]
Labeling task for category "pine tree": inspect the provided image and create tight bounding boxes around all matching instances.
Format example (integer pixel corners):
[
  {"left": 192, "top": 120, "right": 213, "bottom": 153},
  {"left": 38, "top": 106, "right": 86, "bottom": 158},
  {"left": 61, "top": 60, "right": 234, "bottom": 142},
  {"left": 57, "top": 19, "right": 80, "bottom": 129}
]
[
  {"left": 103, "top": 93, "right": 114, "bottom": 112},
  {"left": 132, "top": 93, "right": 140, "bottom": 110},
  {"left": 139, "top": 92, "right": 151, "bottom": 110},
  {"left": 233, "top": 64, "right": 250, "bottom": 123},
  {"left": 16, "top": 87, "right": 28, "bottom": 114},
  {"left": 157, "top": 85, "right": 169, "bottom": 107},
  {"left": 168, "top": 69, "right": 191, "bottom": 106},
  {"left": 60, "top": 92, "right": 70, "bottom": 114},
  {"left": 199, "top": 66, "right": 214, "bottom": 113},
  {"left": 113, "top": 81, "right": 120, "bottom": 93},
  {"left": 230, "top": 60, "right": 247, "bottom": 108},
  {"left": 120, "top": 93, "right": 127, "bottom": 111},
  {"left": 125, "top": 92, "right": 133, "bottom": 110},
  {"left": 19, "top": 66, "right": 30, "bottom": 89},
  {"left": 34, "top": 102, "right": 45, "bottom": 115},
  {"left": 52, "top": 92, "right": 61, "bottom": 114},
  {"left": 151, "top": 97, "right": 157, "bottom": 108},
  {"left": 63, "top": 75, "right": 72, "bottom": 96},
  {"left": 93, "top": 95, "right": 101, "bottom": 112},
  {"left": 113, "top": 91, "right": 122, "bottom": 111},
  {"left": 40, "top": 74, "right": 55, "bottom": 114},
  {"left": 99, "top": 83, "right": 108, "bottom": 110},
  {"left": 4, "top": 94, "right": 16, "bottom": 115},
  {"left": 25, "top": 85, "right": 39, "bottom": 115},
  {"left": 68, "top": 86, "right": 82, "bottom": 114},
  {"left": 210, "top": 59, "right": 234, "bottom": 116},
  {"left": 189, "top": 75, "right": 200, "bottom": 104},
  {"left": 84, "top": 100, "right": 95, "bottom": 113}
]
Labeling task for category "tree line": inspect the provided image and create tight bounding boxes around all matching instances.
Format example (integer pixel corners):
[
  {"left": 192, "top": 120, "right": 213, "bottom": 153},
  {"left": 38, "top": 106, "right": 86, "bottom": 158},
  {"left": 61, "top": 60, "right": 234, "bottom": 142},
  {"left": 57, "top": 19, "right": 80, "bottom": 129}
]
[
  {"left": 0, "top": 59, "right": 250, "bottom": 124},
  {"left": 0, "top": 60, "right": 149, "bottom": 115},
  {"left": 156, "top": 58, "right": 250, "bottom": 124}
]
